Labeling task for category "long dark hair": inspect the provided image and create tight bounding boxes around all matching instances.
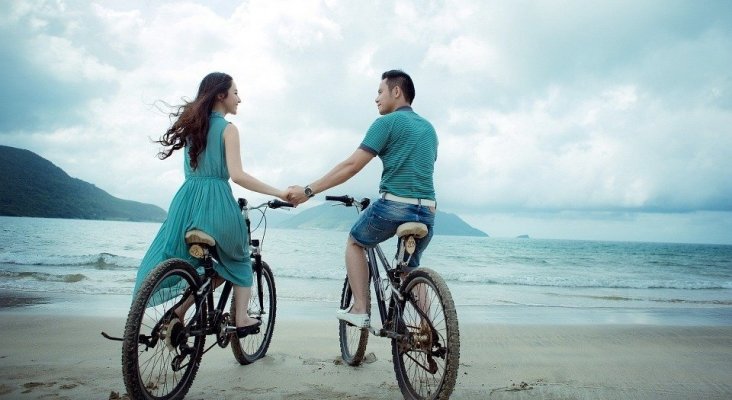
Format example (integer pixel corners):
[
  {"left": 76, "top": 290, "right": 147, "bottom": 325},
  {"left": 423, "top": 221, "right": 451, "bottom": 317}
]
[{"left": 156, "top": 72, "right": 233, "bottom": 169}]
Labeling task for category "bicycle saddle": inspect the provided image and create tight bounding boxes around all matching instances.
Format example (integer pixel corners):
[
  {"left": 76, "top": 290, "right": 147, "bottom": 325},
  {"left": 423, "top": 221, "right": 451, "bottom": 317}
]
[
  {"left": 185, "top": 230, "right": 215, "bottom": 258},
  {"left": 185, "top": 230, "right": 216, "bottom": 246},
  {"left": 396, "top": 222, "right": 428, "bottom": 239}
]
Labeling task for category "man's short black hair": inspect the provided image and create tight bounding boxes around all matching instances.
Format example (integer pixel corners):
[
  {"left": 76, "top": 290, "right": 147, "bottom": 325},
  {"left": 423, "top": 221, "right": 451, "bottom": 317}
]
[{"left": 382, "top": 70, "right": 415, "bottom": 104}]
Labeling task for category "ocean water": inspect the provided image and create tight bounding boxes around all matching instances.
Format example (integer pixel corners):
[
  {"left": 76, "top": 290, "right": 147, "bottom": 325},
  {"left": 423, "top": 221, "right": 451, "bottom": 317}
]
[{"left": 1, "top": 216, "right": 731, "bottom": 325}]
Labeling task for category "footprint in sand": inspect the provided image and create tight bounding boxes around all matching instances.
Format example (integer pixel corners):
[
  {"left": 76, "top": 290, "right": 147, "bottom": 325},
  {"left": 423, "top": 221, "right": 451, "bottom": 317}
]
[
  {"left": 0, "top": 384, "right": 13, "bottom": 395},
  {"left": 301, "top": 357, "right": 331, "bottom": 370},
  {"left": 21, "top": 381, "right": 57, "bottom": 394}
]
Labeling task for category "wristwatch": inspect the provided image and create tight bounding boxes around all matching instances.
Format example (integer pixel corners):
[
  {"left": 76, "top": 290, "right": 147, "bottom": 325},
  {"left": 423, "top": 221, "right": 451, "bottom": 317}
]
[{"left": 304, "top": 185, "right": 314, "bottom": 198}]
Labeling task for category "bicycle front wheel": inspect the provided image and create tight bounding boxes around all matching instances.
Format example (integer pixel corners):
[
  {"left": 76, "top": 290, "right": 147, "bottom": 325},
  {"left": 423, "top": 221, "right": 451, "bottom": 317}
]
[
  {"left": 230, "top": 261, "right": 277, "bottom": 364},
  {"left": 122, "top": 259, "right": 206, "bottom": 400},
  {"left": 392, "top": 267, "right": 460, "bottom": 400},
  {"left": 338, "top": 277, "right": 369, "bottom": 366}
]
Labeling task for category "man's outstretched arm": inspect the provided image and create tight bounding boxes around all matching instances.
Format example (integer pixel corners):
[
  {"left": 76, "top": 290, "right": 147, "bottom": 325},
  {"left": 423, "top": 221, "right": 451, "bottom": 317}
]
[{"left": 288, "top": 148, "right": 375, "bottom": 204}]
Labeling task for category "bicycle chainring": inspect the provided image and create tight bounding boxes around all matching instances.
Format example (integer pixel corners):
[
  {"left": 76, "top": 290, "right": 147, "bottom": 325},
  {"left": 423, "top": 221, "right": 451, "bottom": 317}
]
[{"left": 216, "top": 312, "right": 232, "bottom": 348}]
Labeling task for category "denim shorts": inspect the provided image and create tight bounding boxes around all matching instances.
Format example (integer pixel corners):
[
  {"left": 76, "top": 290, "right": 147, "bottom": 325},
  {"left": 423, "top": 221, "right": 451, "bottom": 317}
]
[{"left": 349, "top": 198, "right": 435, "bottom": 270}]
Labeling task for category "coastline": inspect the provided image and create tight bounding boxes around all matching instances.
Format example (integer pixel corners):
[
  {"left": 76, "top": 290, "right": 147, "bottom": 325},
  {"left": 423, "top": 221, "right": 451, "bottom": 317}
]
[
  {"left": 2, "top": 287, "right": 730, "bottom": 326},
  {"left": 0, "top": 296, "right": 731, "bottom": 399}
]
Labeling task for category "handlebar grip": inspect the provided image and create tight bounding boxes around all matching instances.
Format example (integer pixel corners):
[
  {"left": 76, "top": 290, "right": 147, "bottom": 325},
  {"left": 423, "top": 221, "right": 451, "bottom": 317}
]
[
  {"left": 268, "top": 199, "right": 294, "bottom": 209},
  {"left": 325, "top": 195, "right": 354, "bottom": 205},
  {"left": 238, "top": 198, "right": 248, "bottom": 211}
]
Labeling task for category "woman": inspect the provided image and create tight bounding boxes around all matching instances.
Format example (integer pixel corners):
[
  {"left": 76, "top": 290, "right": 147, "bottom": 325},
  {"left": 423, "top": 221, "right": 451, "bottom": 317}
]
[{"left": 134, "top": 72, "right": 287, "bottom": 337}]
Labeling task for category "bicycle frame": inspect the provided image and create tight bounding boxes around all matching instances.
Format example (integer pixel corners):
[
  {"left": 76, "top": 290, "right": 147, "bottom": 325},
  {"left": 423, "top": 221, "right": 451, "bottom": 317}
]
[
  {"left": 367, "top": 241, "right": 439, "bottom": 342},
  {"left": 184, "top": 255, "right": 234, "bottom": 340},
  {"left": 118, "top": 197, "right": 292, "bottom": 400},
  {"left": 366, "top": 245, "right": 403, "bottom": 335},
  {"left": 329, "top": 195, "right": 439, "bottom": 341},
  {"left": 329, "top": 195, "right": 460, "bottom": 400},
  {"left": 185, "top": 199, "right": 284, "bottom": 342}
]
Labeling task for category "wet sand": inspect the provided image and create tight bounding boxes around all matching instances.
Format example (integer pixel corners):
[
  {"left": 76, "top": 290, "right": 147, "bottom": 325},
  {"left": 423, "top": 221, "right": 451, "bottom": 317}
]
[{"left": 0, "top": 310, "right": 731, "bottom": 399}]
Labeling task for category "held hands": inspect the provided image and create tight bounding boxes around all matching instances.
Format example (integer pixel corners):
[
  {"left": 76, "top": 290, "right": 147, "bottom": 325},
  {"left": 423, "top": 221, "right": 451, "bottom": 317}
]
[
  {"left": 277, "top": 190, "right": 292, "bottom": 204},
  {"left": 286, "top": 185, "right": 311, "bottom": 205}
]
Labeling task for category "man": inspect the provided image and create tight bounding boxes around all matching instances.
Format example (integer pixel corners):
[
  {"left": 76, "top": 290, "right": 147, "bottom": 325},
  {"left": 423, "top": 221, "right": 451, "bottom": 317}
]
[{"left": 288, "top": 70, "right": 438, "bottom": 328}]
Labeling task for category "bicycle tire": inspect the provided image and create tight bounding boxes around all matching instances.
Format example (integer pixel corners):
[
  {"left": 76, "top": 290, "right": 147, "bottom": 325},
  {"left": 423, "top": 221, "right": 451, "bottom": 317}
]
[
  {"left": 122, "top": 259, "right": 206, "bottom": 400},
  {"left": 230, "top": 261, "right": 277, "bottom": 364},
  {"left": 338, "top": 277, "right": 369, "bottom": 366},
  {"left": 391, "top": 267, "right": 460, "bottom": 400}
]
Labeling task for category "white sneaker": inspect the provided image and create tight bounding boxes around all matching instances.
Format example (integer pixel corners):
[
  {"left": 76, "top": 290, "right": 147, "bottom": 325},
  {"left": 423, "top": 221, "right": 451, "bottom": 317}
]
[{"left": 336, "top": 307, "right": 370, "bottom": 328}]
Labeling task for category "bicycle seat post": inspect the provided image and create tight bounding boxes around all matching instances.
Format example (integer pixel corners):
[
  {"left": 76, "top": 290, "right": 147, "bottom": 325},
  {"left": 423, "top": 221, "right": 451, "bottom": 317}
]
[
  {"left": 395, "top": 222, "right": 428, "bottom": 270},
  {"left": 185, "top": 230, "right": 216, "bottom": 278}
]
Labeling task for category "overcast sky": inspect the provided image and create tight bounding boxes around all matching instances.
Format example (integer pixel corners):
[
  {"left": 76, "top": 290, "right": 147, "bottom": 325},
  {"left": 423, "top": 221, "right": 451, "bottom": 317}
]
[{"left": 1, "top": 0, "right": 731, "bottom": 244}]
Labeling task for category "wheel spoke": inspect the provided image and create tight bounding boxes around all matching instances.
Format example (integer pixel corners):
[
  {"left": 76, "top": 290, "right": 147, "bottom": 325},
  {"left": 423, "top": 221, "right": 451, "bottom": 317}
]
[
  {"left": 392, "top": 268, "right": 460, "bottom": 400},
  {"left": 123, "top": 260, "right": 205, "bottom": 400},
  {"left": 338, "top": 277, "right": 369, "bottom": 365}
]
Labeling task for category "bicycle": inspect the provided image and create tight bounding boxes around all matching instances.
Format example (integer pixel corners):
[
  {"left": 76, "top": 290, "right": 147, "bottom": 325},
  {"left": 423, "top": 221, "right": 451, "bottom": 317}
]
[
  {"left": 326, "top": 195, "right": 460, "bottom": 400},
  {"left": 119, "top": 198, "right": 292, "bottom": 400}
]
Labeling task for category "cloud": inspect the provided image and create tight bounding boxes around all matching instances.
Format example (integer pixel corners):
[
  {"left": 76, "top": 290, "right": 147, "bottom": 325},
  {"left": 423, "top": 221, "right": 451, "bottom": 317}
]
[
  {"left": 436, "top": 80, "right": 732, "bottom": 213},
  {"left": 0, "top": 0, "right": 730, "bottom": 243},
  {"left": 424, "top": 35, "right": 499, "bottom": 75},
  {"left": 0, "top": 2, "right": 114, "bottom": 131}
]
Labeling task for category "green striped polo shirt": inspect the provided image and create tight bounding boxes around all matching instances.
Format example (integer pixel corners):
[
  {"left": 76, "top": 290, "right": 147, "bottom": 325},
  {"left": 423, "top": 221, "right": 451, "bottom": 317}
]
[{"left": 360, "top": 106, "right": 438, "bottom": 200}]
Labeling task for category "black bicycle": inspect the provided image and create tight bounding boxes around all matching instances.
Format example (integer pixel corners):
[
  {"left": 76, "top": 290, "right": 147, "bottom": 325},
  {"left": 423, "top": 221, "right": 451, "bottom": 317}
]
[
  {"left": 327, "top": 195, "right": 460, "bottom": 400},
  {"left": 120, "top": 198, "right": 292, "bottom": 400}
]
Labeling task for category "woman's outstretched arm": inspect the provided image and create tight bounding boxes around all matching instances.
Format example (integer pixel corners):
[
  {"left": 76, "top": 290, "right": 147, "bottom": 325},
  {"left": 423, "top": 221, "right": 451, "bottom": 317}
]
[{"left": 223, "top": 123, "right": 288, "bottom": 201}]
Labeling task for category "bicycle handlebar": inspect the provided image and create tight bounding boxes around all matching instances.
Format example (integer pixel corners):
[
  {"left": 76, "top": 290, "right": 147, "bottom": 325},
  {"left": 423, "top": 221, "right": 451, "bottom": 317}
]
[
  {"left": 238, "top": 198, "right": 294, "bottom": 211},
  {"left": 325, "top": 195, "right": 354, "bottom": 205},
  {"left": 325, "top": 195, "right": 370, "bottom": 210},
  {"left": 268, "top": 199, "right": 295, "bottom": 209}
]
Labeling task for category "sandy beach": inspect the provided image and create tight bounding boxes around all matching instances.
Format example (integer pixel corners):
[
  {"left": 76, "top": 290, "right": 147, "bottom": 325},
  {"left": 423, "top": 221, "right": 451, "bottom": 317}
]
[{"left": 0, "top": 300, "right": 731, "bottom": 400}]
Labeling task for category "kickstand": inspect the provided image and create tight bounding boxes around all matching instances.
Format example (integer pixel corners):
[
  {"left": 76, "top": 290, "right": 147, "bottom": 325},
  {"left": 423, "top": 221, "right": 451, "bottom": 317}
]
[{"left": 101, "top": 331, "right": 123, "bottom": 341}]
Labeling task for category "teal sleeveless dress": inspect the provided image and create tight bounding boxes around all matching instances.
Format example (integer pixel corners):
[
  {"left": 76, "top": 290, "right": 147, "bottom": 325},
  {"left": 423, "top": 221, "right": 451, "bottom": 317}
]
[{"left": 133, "top": 112, "right": 252, "bottom": 297}]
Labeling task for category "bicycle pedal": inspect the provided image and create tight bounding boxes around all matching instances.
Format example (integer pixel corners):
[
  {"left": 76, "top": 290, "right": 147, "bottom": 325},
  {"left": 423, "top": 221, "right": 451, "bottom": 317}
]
[
  {"left": 226, "top": 322, "right": 263, "bottom": 338},
  {"left": 235, "top": 326, "right": 261, "bottom": 338}
]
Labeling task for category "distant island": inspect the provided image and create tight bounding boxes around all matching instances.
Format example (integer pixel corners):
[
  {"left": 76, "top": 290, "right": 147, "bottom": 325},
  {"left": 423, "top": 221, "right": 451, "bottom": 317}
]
[
  {"left": 0, "top": 145, "right": 166, "bottom": 222},
  {"left": 0, "top": 145, "right": 488, "bottom": 236},
  {"left": 270, "top": 201, "right": 489, "bottom": 237}
]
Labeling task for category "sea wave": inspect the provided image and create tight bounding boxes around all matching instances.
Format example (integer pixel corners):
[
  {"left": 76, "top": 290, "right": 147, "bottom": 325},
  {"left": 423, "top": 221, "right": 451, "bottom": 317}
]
[
  {"left": 0, "top": 252, "right": 138, "bottom": 270},
  {"left": 270, "top": 268, "right": 732, "bottom": 290},
  {"left": 435, "top": 270, "right": 732, "bottom": 290},
  {"left": 1, "top": 253, "right": 729, "bottom": 295},
  {"left": 0, "top": 270, "right": 88, "bottom": 283},
  {"left": 547, "top": 293, "right": 732, "bottom": 305}
]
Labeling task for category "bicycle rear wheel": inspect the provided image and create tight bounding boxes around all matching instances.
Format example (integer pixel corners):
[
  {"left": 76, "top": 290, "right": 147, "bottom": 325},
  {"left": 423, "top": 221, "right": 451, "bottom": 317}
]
[
  {"left": 338, "top": 277, "right": 369, "bottom": 366},
  {"left": 230, "top": 261, "right": 276, "bottom": 364},
  {"left": 392, "top": 267, "right": 460, "bottom": 400},
  {"left": 122, "top": 259, "right": 206, "bottom": 400}
]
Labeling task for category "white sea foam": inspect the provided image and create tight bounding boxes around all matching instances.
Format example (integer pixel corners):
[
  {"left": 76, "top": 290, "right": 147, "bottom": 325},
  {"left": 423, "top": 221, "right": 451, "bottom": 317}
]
[{"left": 1, "top": 217, "right": 731, "bottom": 319}]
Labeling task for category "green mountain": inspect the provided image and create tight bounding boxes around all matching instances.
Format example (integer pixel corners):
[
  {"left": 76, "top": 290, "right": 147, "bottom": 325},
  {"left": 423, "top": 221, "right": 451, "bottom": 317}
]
[
  {"left": 0, "top": 145, "right": 166, "bottom": 222},
  {"left": 271, "top": 201, "right": 488, "bottom": 237}
]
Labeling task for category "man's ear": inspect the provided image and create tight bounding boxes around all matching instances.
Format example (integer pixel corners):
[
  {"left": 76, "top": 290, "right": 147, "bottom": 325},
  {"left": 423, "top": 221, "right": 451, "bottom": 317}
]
[{"left": 391, "top": 85, "right": 402, "bottom": 99}]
